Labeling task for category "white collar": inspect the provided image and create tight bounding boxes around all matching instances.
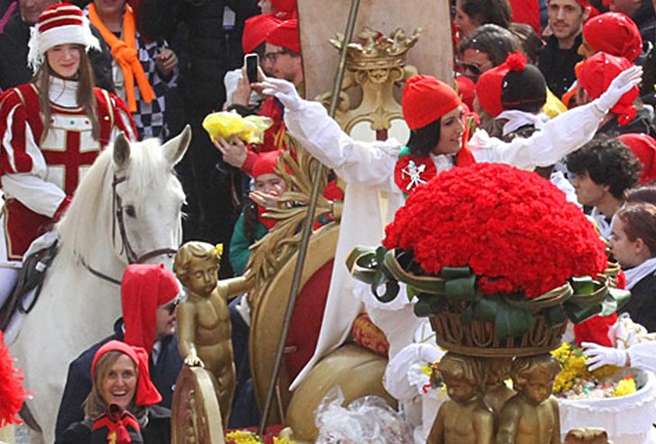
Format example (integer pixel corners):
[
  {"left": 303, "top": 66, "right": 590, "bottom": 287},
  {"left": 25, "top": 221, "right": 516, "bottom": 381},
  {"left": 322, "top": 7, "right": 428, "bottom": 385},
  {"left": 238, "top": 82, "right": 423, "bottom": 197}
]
[
  {"left": 48, "top": 76, "right": 80, "bottom": 108},
  {"left": 496, "top": 110, "right": 548, "bottom": 136},
  {"left": 625, "top": 257, "right": 656, "bottom": 290},
  {"left": 591, "top": 207, "right": 612, "bottom": 240}
]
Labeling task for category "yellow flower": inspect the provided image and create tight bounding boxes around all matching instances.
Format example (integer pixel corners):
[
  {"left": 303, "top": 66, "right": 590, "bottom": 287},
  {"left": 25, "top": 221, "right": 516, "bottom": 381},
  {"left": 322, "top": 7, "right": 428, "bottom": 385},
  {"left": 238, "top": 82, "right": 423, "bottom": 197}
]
[
  {"left": 273, "top": 437, "right": 296, "bottom": 444},
  {"left": 214, "top": 243, "right": 224, "bottom": 259},
  {"left": 420, "top": 363, "right": 433, "bottom": 376},
  {"left": 613, "top": 377, "right": 637, "bottom": 397},
  {"left": 225, "top": 430, "right": 262, "bottom": 444}
]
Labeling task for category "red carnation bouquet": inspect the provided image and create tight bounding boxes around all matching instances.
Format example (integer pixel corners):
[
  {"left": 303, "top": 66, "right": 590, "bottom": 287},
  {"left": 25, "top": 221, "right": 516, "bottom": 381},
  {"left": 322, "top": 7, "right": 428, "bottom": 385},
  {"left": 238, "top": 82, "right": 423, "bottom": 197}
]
[
  {"left": 348, "top": 164, "right": 629, "bottom": 346},
  {"left": 384, "top": 163, "right": 607, "bottom": 297}
]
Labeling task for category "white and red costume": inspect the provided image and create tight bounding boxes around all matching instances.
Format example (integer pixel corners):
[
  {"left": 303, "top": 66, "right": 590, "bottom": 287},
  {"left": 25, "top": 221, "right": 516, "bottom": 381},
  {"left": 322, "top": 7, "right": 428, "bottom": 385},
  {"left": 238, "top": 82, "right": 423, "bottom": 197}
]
[
  {"left": 0, "top": 81, "right": 135, "bottom": 259},
  {"left": 0, "top": 3, "right": 136, "bottom": 260}
]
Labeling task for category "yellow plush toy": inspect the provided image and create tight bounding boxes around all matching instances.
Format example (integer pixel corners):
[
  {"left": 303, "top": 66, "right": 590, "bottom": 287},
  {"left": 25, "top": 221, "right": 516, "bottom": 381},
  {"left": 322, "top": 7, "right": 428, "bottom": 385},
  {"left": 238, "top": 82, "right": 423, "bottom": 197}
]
[{"left": 202, "top": 111, "right": 272, "bottom": 144}]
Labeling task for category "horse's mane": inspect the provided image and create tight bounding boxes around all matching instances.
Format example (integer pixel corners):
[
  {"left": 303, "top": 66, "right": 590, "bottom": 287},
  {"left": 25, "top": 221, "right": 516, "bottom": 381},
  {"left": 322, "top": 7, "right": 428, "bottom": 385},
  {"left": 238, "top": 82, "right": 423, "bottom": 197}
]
[{"left": 57, "top": 138, "right": 180, "bottom": 260}]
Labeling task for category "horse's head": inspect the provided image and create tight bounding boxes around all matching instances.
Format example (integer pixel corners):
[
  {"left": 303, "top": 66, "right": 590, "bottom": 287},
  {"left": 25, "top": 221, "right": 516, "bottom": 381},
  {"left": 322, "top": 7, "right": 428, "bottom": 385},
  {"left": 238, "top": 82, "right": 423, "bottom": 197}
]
[
  {"left": 58, "top": 126, "right": 191, "bottom": 271},
  {"left": 110, "top": 126, "right": 191, "bottom": 267}
]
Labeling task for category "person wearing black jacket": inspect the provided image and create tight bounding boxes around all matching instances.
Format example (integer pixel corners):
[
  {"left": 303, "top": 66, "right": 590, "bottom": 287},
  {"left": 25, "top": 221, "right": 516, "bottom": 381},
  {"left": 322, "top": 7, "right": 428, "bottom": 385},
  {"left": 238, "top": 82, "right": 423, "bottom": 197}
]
[
  {"left": 136, "top": 0, "right": 259, "bottom": 262},
  {"left": 538, "top": 0, "right": 589, "bottom": 98},
  {"left": 55, "top": 264, "right": 183, "bottom": 441},
  {"left": 0, "top": 1, "right": 114, "bottom": 91}
]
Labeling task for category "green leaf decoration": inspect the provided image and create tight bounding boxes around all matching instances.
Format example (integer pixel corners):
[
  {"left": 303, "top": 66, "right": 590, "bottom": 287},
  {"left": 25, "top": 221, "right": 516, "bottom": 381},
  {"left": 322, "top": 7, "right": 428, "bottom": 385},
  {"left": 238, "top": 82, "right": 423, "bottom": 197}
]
[
  {"left": 493, "top": 297, "right": 535, "bottom": 339},
  {"left": 472, "top": 298, "right": 497, "bottom": 322},
  {"left": 444, "top": 275, "right": 477, "bottom": 302},
  {"left": 563, "top": 301, "right": 602, "bottom": 324},
  {"left": 571, "top": 276, "right": 595, "bottom": 294},
  {"left": 440, "top": 267, "right": 473, "bottom": 279}
]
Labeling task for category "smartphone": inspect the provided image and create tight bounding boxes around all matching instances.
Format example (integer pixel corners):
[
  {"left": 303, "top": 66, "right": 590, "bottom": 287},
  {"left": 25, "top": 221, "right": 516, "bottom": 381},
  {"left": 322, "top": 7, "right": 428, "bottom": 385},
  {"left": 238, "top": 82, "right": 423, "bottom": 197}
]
[{"left": 245, "top": 53, "right": 259, "bottom": 84}]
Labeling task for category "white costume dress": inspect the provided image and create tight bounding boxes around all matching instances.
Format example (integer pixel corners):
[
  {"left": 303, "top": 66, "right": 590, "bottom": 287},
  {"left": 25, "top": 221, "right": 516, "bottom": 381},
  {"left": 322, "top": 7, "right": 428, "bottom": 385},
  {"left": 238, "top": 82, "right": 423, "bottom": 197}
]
[{"left": 286, "top": 95, "right": 609, "bottom": 389}]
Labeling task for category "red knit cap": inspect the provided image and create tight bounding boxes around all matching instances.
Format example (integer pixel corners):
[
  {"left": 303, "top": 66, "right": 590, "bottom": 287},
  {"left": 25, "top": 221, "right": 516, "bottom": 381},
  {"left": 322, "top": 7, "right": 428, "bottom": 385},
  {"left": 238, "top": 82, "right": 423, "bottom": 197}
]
[
  {"left": 475, "top": 60, "right": 508, "bottom": 118},
  {"left": 402, "top": 75, "right": 461, "bottom": 130},
  {"left": 577, "top": 52, "right": 638, "bottom": 126},
  {"left": 583, "top": 13, "right": 643, "bottom": 62},
  {"left": 618, "top": 134, "right": 656, "bottom": 184},
  {"left": 242, "top": 14, "right": 281, "bottom": 54},
  {"left": 475, "top": 52, "right": 546, "bottom": 118},
  {"left": 252, "top": 150, "right": 282, "bottom": 178},
  {"left": 266, "top": 19, "right": 301, "bottom": 54},
  {"left": 120, "top": 264, "right": 180, "bottom": 354},
  {"left": 91, "top": 340, "right": 162, "bottom": 407}
]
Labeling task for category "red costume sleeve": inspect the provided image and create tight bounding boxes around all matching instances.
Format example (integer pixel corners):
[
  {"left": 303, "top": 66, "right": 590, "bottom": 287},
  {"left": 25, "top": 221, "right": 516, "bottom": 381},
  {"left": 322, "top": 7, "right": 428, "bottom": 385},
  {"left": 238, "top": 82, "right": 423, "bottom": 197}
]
[{"left": 0, "top": 87, "right": 43, "bottom": 175}]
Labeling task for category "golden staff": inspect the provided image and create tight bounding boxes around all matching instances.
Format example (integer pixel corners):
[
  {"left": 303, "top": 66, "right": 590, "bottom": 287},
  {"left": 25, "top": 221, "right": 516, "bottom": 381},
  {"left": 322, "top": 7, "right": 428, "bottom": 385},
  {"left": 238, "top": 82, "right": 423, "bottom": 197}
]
[{"left": 258, "top": 0, "right": 362, "bottom": 435}]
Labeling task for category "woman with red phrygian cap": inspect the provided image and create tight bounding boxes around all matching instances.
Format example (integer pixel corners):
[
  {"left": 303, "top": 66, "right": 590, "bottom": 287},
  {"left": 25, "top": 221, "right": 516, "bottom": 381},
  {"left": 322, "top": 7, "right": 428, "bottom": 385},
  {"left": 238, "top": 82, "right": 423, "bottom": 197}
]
[
  {"left": 58, "top": 340, "right": 169, "bottom": 444},
  {"left": 216, "top": 62, "right": 642, "bottom": 391},
  {"left": 56, "top": 264, "right": 182, "bottom": 440}
]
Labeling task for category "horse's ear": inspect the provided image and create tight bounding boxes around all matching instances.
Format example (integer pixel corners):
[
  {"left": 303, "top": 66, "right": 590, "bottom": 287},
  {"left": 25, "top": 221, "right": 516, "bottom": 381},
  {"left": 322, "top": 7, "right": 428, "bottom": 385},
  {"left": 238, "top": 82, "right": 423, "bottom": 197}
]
[
  {"left": 162, "top": 125, "right": 192, "bottom": 166},
  {"left": 113, "top": 133, "right": 131, "bottom": 170}
]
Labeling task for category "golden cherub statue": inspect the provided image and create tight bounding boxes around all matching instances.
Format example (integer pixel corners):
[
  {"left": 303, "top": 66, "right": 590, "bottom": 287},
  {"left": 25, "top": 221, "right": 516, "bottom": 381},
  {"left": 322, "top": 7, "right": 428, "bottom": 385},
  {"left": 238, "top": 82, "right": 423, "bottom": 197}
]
[
  {"left": 496, "top": 354, "right": 562, "bottom": 444},
  {"left": 174, "top": 241, "right": 250, "bottom": 427},
  {"left": 427, "top": 353, "right": 494, "bottom": 444}
]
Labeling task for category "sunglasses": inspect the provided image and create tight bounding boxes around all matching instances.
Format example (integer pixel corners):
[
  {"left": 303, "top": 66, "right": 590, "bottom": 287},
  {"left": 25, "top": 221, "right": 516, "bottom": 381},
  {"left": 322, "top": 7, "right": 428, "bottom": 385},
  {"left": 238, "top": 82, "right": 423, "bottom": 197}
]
[
  {"left": 456, "top": 60, "right": 492, "bottom": 77},
  {"left": 163, "top": 299, "right": 179, "bottom": 315}
]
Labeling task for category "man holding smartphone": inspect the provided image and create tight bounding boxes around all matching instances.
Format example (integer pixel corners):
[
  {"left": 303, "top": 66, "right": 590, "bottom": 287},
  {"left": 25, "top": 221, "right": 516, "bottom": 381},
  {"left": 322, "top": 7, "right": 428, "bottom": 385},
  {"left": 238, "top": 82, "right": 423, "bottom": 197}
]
[{"left": 219, "top": 18, "right": 304, "bottom": 176}]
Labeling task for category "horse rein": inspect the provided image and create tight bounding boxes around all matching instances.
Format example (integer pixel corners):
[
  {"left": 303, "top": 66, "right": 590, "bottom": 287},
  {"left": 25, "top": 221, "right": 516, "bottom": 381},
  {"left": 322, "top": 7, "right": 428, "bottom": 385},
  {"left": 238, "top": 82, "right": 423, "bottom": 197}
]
[
  {"left": 111, "top": 174, "right": 178, "bottom": 264},
  {"left": 79, "top": 174, "right": 178, "bottom": 286}
]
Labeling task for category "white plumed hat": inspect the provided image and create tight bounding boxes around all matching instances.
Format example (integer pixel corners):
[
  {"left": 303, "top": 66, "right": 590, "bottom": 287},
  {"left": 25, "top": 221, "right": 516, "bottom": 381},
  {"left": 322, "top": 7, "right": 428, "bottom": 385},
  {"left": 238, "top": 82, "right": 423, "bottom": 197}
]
[{"left": 27, "top": 2, "right": 100, "bottom": 73}]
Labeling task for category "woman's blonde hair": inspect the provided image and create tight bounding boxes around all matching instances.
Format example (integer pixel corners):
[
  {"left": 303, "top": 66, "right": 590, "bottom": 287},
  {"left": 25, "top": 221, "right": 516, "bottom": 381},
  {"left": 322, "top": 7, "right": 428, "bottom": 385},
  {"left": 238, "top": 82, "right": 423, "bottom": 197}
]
[
  {"left": 33, "top": 45, "right": 100, "bottom": 142},
  {"left": 83, "top": 350, "right": 145, "bottom": 420}
]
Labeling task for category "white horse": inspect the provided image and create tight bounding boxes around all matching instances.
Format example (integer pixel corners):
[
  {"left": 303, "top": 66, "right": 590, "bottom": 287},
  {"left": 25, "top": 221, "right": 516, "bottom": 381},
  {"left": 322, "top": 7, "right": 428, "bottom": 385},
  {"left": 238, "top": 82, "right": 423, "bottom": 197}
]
[{"left": 9, "top": 126, "right": 191, "bottom": 443}]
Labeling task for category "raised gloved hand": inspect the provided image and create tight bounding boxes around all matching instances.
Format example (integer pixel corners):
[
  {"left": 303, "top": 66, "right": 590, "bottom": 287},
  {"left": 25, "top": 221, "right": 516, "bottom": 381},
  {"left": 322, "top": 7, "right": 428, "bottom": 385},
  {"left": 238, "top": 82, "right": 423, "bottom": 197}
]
[
  {"left": 582, "top": 341, "right": 628, "bottom": 371},
  {"left": 260, "top": 77, "right": 303, "bottom": 112},
  {"left": 596, "top": 65, "right": 643, "bottom": 113}
]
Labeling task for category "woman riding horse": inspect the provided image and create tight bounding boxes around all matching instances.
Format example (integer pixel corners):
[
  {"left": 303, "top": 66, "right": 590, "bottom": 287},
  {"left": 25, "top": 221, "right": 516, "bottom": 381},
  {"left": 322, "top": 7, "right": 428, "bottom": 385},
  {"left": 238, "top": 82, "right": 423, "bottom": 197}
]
[{"left": 0, "top": 2, "right": 135, "bottom": 266}]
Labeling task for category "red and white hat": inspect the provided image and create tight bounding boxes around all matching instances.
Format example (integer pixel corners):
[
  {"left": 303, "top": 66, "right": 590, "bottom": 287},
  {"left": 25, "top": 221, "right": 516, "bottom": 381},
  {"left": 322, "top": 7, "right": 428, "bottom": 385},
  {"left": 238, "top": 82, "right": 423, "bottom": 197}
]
[{"left": 27, "top": 2, "right": 99, "bottom": 73}]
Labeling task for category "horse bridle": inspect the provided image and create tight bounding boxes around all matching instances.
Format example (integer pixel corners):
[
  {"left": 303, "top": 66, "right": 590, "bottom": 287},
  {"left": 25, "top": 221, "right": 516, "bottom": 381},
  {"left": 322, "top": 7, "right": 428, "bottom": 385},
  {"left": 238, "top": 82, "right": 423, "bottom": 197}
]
[
  {"left": 111, "top": 174, "right": 178, "bottom": 264},
  {"left": 80, "top": 174, "right": 178, "bottom": 285}
]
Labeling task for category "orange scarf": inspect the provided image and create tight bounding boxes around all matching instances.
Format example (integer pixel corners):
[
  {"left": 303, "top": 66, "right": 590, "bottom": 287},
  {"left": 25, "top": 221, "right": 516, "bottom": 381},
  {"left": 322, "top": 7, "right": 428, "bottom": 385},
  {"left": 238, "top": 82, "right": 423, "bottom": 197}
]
[{"left": 88, "top": 4, "right": 155, "bottom": 112}]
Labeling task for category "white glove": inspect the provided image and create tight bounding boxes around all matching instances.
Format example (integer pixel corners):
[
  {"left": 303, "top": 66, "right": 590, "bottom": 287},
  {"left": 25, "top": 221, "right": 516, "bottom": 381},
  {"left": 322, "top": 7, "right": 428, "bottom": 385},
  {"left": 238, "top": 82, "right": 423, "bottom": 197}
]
[
  {"left": 582, "top": 341, "right": 628, "bottom": 371},
  {"left": 595, "top": 65, "right": 643, "bottom": 113},
  {"left": 417, "top": 343, "right": 442, "bottom": 364},
  {"left": 260, "top": 77, "right": 303, "bottom": 111}
]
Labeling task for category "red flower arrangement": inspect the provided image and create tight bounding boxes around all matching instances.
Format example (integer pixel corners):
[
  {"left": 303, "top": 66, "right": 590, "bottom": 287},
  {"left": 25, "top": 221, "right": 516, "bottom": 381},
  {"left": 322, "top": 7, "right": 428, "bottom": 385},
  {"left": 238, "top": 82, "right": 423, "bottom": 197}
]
[{"left": 383, "top": 163, "right": 607, "bottom": 298}]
